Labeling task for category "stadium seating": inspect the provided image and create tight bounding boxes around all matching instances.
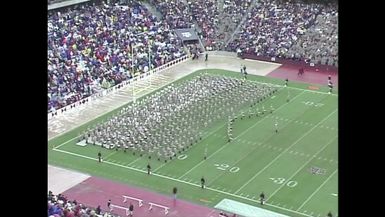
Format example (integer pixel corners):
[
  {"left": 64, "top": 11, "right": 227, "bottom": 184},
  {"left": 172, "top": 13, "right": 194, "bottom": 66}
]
[
  {"left": 48, "top": 0, "right": 338, "bottom": 112},
  {"left": 226, "top": 0, "right": 338, "bottom": 66},
  {"left": 48, "top": 0, "right": 186, "bottom": 112},
  {"left": 48, "top": 191, "right": 118, "bottom": 217}
]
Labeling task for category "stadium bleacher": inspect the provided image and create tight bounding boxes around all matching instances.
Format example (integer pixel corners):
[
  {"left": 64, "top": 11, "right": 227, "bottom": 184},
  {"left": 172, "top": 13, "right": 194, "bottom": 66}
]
[
  {"left": 48, "top": 0, "right": 186, "bottom": 112},
  {"left": 48, "top": 0, "right": 338, "bottom": 111},
  {"left": 226, "top": 0, "right": 338, "bottom": 66},
  {"left": 48, "top": 191, "right": 118, "bottom": 217}
]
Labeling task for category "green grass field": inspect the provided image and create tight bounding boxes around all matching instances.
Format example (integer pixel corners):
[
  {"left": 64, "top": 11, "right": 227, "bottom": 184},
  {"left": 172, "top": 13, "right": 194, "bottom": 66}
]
[{"left": 48, "top": 69, "right": 338, "bottom": 217}]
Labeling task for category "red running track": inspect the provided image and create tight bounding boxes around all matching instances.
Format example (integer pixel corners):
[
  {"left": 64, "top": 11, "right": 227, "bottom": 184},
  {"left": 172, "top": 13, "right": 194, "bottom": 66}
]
[
  {"left": 62, "top": 176, "right": 221, "bottom": 217},
  {"left": 266, "top": 64, "right": 338, "bottom": 87}
]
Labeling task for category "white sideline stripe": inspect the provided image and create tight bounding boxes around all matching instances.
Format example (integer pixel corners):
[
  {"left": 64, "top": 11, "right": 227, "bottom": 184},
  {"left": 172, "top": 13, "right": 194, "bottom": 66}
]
[
  {"left": 52, "top": 147, "right": 312, "bottom": 217},
  {"left": 268, "top": 135, "right": 337, "bottom": 199},
  {"left": 234, "top": 109, "right": 337, "bottom": 194},
  {"left": 297, "top": 169, "right": 338, "bottom": 211},
  {"left": 178, "top": 91, "right": 307, "bottom": 179}
]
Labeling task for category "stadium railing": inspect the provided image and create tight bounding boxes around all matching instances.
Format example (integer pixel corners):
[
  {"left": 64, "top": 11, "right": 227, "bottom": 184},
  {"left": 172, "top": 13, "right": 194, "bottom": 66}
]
[
  {"left": 48, "top": 0, "right": 91, "bottom": 10},
  {"left": 48, "top": 54, "right": 190, "bottom": 120}
]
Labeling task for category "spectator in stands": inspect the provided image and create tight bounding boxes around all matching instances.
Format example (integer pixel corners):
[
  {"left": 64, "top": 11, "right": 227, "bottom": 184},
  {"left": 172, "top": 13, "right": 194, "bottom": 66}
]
[
  {"left": 107, "top": 199, "right": 111, "bottom": 209},
  {"left": 49, "top": 191, "right": 117, "bottom": 217},
  {"left": 96, "top": 205, "right": 101, "bottom": 215}
]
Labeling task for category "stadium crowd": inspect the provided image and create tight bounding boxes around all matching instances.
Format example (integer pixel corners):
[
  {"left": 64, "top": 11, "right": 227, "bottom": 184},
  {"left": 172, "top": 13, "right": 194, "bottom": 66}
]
[
  {"left": 48, "top": 191, "right": 115, "bottom": 217},
  {"left": 149, "top": 0, "right": 193, "bottom": 29},
  {"left": 286, "top": 3, "right": 338, "bottom": 66},
  {"left": 223, "top": 0, "right": 252, "bottom": 25},
  {"left": 48, "top": 0, "right": 338, "bottom": 112},
  {"left": 187, "top": 0, "right": 220, "bottom": 50},
  {"left": 226, "top": 0, "right": 338, "bottom": 66},
  {"left": 48, "top": 0, "right": 186, "bottom": 112}
]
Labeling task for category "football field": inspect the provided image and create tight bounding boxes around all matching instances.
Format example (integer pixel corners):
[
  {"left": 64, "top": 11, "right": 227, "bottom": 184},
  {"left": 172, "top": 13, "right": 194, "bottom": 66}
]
[{"left": 48, "top": 69, "right": 338, "bottom": 217}]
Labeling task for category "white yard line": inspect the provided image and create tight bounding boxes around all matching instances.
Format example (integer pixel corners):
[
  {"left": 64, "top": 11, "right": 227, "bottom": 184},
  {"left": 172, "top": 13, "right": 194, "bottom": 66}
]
[
  {"left": 234, "top": 109, "right": 337, "bottom": 194},
  {"left": 178, "top": 91, "right": 307, "bottom": 179},
  {"left": 53, "top": 137, "right": 79, "bottom": 150},
  {"left": 267, "top": 135, "right": 338, "bottom": 200},
  {"left": 126, "top": 157, "right": 143, "bottom": 166},
  {"left": 52, "top": 148, "right": 312, "bottom": 217},
  {"left": 153, "top": 123, "right": 226, "bottom": 173},
  {"left": 104, "top": 151, "right": 118, "bottom": 160},
  {"left": 297, "top": 169, "right": 338, "bottom": 211}
]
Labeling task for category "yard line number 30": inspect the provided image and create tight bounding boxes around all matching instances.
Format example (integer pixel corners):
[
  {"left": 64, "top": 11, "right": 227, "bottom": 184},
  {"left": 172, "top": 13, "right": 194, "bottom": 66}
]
[{"left": 269, "top": 177, "right": 298, "bottom": 187}]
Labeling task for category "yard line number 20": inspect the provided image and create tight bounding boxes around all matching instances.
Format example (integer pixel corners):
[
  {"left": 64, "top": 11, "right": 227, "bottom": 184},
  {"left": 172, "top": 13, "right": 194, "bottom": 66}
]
[{"left": 215, "top": 163, "right": 240, "bottom": 173}]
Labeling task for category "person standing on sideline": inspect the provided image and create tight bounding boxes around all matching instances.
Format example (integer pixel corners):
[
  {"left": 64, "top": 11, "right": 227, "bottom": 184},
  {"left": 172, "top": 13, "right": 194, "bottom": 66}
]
[
  {"left": 107, "top": 199, "right": 111, "bottom": 209},
  {"left": 201, "top": 177, "right": 206, "bottom": 189},
  {"left": 328, "top": 80, "right": 333, "bottom": 94},
  {"left": 147, "top": 163, "right": 151, "bottom": 175},
  {"left": 260, "top": 192, "right": 265, "bottom": 205},
  {"left": 285, "top": 78, "right": 288, "bottom": 87},
  {"left": 205, "top": 53, "right": 208, "bottom": 61},
  {"left": 275, "top": 121, "right": 278, "bottom": 133},
  {"left": 98, "top": 151, "right": 102, "bottom": 163},
  {"left": 128, "top": 203, "right": 134, "bottom": 216},
  {"left": 173, "top": 187, "right": 177, "bottom": 200}
]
